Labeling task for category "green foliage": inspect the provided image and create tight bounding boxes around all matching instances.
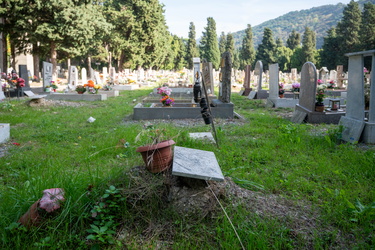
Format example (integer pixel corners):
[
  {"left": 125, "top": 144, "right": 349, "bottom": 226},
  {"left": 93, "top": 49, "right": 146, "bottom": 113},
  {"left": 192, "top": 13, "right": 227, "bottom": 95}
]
[
  {"left": 200, "top": 17, "right": 221, "bottom": 69},
  {"left": 255, "top": 28, "right": 277, "bottom": 70},
  {"left": 185, "top": 22, "right": 199, "bottom": 69},
  {"left": 218, "top": 32, "right": 227, "bottom": 56},
  {"left": 360, "top": 3, "right": 375, "bottom": 50},
  {"left": 286, "top": 30, "right": 301, "bottom": 50},
  {"left": 302, "top": 27, "right": 317, "bottom": 64}
]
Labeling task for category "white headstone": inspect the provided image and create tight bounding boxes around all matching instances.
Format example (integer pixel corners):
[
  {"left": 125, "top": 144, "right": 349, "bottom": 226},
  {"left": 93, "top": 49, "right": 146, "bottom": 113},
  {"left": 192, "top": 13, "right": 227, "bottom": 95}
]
[
  {"left": 68, "top": 66, "right": 79, "bottom": 89},
  {"left": 269, "top": 63, "right": 279, "bottom": 99},
  {"left": 254, "top": 61, "right": 263, "bottom": 91}
]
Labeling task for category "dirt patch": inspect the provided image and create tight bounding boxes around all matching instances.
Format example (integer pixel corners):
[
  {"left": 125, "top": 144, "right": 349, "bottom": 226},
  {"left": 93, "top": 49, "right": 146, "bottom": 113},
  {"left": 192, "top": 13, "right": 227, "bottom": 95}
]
[
  {"left": 120, "top": 166, "right": 339, "bottom": 248},
  {"left": 26, "top": 99, "right": 88, "bottom": 108}
]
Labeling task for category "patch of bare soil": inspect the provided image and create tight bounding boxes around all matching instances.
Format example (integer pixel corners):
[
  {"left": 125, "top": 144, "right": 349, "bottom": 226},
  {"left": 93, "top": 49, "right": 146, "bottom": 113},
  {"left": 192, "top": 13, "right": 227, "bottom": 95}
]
[
  {"left": 119, "top": 166, "right": 345, "bottom": 248},
  {"left": 27, "top": 98, "right": 88, "bottom": 108}
]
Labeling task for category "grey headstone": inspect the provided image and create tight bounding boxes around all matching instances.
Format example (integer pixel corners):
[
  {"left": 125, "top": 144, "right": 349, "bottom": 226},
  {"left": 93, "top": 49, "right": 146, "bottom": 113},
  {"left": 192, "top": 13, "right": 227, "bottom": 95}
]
[
  {"left": 18, "top": 65, "right": 31, "bottom": 90},
  {"left": 24, "top": 90, "right": 35, "bottom": 97},
  {"left": 172, "top": 146, "right": 224, "bottom": 181},
  {"left": 299, "top": 62, "right": 317, "bottom": 112},
  {"left": 340, "top": 116, "right": 365, "bottom": 144},
  {"left": 43, "top": 62, "right": 53, "bottom": 88},
  {"left": 254, "top": 61, "right": 263, "bottom": 91},
  {"left": 248, "top": 91, "right": 257, "bottom": 99},
  {"left": 291, "top": 110, "right": 307, "bottom": 124},
  {"left": 0, "top": 91, "right": 5, "bottom": 100},
  {"left": 268, "top": 63, "right": 279, "bottom": 99},
  {"left": 346, "top": 55, "right": 365, "bottom": 121},
  {"left": 0, "top": 123, "right": 10, "bottom": 143}
]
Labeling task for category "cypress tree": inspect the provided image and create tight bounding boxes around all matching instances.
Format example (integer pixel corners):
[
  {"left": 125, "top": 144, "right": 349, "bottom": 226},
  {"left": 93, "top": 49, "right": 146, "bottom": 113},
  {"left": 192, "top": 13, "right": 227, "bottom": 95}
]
[
  {"left": 276, "top": 38, "right": 283, "bottom": 47},
  {"left": 320, "top": 28, "right": 340, "bottom": 70},
  {"left": 185, "top": 22, "right": 199, "bottom": 69},
  {"left": 302, "top": 27, "right": 317, "bottom": 64},
  {"left": 218, "top": 32, "right": 226, "bottom": 56},
  {"left": 359, "top": 3, "right": 375, "bottom": 51},
  {"left": 336, "top": 0, "right": 362, "bottom": 67},
  {"left": 286, "top": 30, "right": 301, "bottom": 50},
  {"left": 225, "top": 33, "right": 235, "bottom": 57},
  {"left": 199, "top": 17, "right": 220, "bottom": 69},
  {"left": 255, "top": 27, "right": 277, "bottom": 70},
  {"left": 240, "top": 24, "right": 255, "bottom": 70}
]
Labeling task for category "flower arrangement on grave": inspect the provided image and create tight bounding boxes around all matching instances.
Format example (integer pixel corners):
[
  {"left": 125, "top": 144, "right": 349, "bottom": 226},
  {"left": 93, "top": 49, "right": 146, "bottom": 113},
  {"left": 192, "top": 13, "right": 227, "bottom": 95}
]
[
  {"left": 278, "top": 83, "right": 285, "bottom": 96},
  {"left": 327, "top": 80, "right": 335, "bottom": 89},
  {"left": 316, "top": 82, "right": 327, "bottom": 106},
  {"left": 75, "top": 85, "right": 86, "bottom": 94},
  {"left": 292, "top": 82, "right": 300, "bottom": 92},
  {"left": 157, "top": 86, "right": 174, "bottom": 106},
  {"left": 1, "top": 72, "right": 25, "bottom": 88},
  {"left": 102, "top": 84, "right": 112, "bottom": 91},
  {"left": 50, "top": 81, "right": 58, "bottom": 92}
]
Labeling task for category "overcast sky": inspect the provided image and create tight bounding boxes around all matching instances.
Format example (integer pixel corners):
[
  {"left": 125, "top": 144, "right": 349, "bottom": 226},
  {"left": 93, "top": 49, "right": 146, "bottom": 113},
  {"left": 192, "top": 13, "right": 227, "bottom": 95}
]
[{"left": 160, "top": 0, "right": 351, "bottom": 38}]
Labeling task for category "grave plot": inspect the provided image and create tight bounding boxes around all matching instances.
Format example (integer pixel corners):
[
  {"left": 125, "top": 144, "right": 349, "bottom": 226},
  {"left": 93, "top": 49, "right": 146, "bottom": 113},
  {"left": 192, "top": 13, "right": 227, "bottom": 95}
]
[{"left": 291, "top": 62, "right": 346, "bottom": 124}]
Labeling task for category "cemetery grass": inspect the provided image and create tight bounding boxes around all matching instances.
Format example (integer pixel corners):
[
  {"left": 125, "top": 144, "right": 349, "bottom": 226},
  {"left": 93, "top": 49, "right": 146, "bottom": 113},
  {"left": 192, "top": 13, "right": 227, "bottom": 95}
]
[{"left": 0, "top": 90, "right": 374, "bottom": 249}]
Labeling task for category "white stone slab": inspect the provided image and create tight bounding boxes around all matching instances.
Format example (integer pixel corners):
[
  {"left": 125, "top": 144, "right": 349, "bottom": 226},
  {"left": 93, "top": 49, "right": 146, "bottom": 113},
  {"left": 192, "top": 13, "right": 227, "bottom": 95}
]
[
  {"left": 0, "top": 123, "right": 10, "bottom": 143},
  {"left": 24, "top": 90, "right": 35, "bottom": 97},
  {"left": 340, "top": 116, "right": 365, "bottom": 144},
  {"left": 172, "top": 146, "right": 224, "bottom": 181},
  {"left": 248, "top": 91, "right": 257, "bottom": 99},
  {"left": 189, "top": 132, "right": 215, "bottom": 142}
]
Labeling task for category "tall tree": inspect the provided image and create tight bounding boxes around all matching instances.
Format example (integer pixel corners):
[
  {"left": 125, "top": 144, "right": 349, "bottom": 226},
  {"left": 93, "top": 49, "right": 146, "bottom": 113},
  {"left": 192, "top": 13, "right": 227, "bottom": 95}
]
[
  {"left": 225, "top": 33, "right": 235, "bottom": 57},
  {"left": 199, "top": 17, "right": 220, "bottom": 69},
  {"left": 359, "top": 3, "right": 375, "bottom": 51},
  {"left": 286, "top": 30, "right": 301, "bottom": 50},
  {"left": 302, "top": 27, "right": 317, "bottom": 64},
  {"left": 240, "top": 24, "right": 255, "bottom": 70},
  {"left": 185, "top": 22, "right": 199, "bottom": 69},
  {"left": 218, "top": 32, "right": 226, "bottom": 56},
  {"left": 336, "top": 0, "right": 362, "bottom": 67},
  {"left": 276, "top": 37, "right": 283, "bottom": 47},
  {"left": 276, "top": 46, "right": 293, "bottom": 72},
  {"left": 255, "top": 27, "right": 276, "bottom": 70},
  {"left": 320, "top": 28, "right": 340, "bottom": 70}
]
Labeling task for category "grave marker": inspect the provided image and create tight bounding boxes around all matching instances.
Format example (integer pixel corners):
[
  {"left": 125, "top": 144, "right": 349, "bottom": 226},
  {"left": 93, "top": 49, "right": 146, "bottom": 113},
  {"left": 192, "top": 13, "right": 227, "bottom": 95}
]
[
  {"left": 43, "top": 62, "right": 53, "bottom": 88},
  {"left": 202, "top": 61, "right": 214, "bottom": 94},
  {"left": 18, "top": 65, "right": 31, "bottom": 90},
  {"left": 268, "top": 63, "right": 279, "bottom": 99},
  {"left": 68, "top": 66, "right": 78, "bottom": 89},
  {"left": 81, "top": 68, "right": 87, "bottom": 85},
  {"left": 219, "top": 52, "right": 232, "bottom": 103}
]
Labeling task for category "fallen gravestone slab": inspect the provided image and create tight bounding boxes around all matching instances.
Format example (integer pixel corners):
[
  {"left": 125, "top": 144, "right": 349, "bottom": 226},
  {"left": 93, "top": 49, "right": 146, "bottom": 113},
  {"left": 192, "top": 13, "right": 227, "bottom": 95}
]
[
  {"left": 189, "top": 132, "right": 215, "bottom": 143},
  {"left": 172, "top": 146, "right": 224, "bottom": 181}
]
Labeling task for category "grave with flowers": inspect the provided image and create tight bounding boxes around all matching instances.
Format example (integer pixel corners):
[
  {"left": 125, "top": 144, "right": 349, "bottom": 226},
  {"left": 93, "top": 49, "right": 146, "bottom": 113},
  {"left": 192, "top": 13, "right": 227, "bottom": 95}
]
[{"left": 291, "top": 62, "right": 346, "bottom": 124}]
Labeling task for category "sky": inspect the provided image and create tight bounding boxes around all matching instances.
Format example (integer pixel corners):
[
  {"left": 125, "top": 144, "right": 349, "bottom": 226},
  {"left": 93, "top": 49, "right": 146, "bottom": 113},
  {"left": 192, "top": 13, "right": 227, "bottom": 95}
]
[{"left": 160, "top": 0, "right": 352, "bottom": 38}]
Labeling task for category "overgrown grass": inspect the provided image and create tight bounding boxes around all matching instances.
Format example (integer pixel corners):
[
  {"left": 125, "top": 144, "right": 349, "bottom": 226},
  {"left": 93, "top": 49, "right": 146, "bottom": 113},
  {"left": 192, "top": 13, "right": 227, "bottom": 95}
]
[{"left": 0, "top": 90, "right": 374, "bottom": 249}]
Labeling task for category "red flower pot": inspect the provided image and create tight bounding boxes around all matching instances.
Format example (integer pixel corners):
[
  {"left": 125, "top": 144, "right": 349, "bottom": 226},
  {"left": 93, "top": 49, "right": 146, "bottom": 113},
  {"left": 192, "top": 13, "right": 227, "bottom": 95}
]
[{"left": 136, "top": 140, "right": 175, "bottom": 173}]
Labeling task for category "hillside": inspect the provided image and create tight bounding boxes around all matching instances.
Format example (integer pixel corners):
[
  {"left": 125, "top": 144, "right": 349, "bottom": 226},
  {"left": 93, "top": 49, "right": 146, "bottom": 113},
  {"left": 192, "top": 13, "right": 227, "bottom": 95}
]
[{"left": 233, "top": 0, "right": 375, "bottom": 49}]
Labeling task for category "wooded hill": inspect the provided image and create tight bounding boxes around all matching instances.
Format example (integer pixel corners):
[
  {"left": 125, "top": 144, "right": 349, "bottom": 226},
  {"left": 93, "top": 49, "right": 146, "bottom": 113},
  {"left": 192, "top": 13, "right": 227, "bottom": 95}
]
[{"left": 233, "top": 0, "right": 375, "bottom": 49}]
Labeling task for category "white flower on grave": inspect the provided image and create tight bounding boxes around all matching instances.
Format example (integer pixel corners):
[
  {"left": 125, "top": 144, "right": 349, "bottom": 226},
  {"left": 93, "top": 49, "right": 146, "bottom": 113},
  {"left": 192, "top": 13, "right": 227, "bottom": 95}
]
[
  {"left": 317, "top": 84, "right": 327, "bottom": 91},
  {"left": 39, "top": 188, "right": 65, "bottom": 213}
]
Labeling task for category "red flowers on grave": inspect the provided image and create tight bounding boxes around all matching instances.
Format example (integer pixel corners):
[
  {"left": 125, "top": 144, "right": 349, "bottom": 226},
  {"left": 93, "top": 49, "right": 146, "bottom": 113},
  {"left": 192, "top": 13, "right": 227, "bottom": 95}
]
[{"left": 1, "top": 72, "right": 25, "bottom": 88}]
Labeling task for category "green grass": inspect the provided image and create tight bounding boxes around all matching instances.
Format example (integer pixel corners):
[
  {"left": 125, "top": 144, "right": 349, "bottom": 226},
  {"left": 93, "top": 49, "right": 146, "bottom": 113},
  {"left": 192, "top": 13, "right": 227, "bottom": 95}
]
[{"left": 0, "top": 90, "right": 374, "bottom": 249}]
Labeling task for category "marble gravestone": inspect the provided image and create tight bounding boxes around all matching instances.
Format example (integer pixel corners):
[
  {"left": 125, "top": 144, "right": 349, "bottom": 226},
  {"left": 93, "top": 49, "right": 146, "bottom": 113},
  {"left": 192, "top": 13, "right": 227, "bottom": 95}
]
[
  {"left": 219, "top": 52, "right": 232, "bottom": 103},
  {"left": 340, "top": 50, "right": 375, "bottom": 144},
  {"left": 240, "top": 65, "right": 252, "bottom": 96},
  {"left": 68, "top": 66, "right": 78, "bottom": 89},
  {"left": 0, "top": 123, "right": 10, "bottom": 143},
  {"left": 43, "top": 62, "right": 53, "bottom": 88},
  {"left": 18, "top": 65, "right": 31, "bottom": 90},
  {"left": 248, "top": 60, "right": 268, "bottom": 99},
  {"left": 202, "top": 61, "right": 214, "bottom": 95},
  {"left": 172, "top": 146, "right": 224, "bottom": 182}
]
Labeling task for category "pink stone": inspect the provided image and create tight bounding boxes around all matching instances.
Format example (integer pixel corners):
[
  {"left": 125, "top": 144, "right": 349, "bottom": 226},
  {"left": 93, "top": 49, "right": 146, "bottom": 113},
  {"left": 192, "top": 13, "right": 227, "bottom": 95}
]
[{"left": 39, "top": 188, "right": 65, "bottom": 213}]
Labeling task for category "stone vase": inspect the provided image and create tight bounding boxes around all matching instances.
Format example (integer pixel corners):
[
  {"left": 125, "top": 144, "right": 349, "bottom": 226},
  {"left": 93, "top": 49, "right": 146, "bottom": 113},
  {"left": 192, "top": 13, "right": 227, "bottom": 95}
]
[
  {"left": 315, "top": 104, "right": 325, "bottom": 112},
  {"left": 136, "top": 140, "right": 175, "bottom": 173}
]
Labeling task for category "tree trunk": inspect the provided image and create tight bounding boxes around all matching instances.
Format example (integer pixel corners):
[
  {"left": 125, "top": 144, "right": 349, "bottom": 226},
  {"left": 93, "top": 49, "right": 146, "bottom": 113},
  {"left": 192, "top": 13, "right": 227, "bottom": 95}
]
[
  {"left": 118, "top": 51, "right": 125, "bottom": 72},
  {"left": 1, "top": 33, "right": 6, "bottom": 73},
  {"left": 50, "top": 42, "right": 57, "bottom": 81},
  {"left": 10, "top": 40, "right": 16, "bottom": 70},
  {"left": 32, "top": 43, "right": 40, "bottom": 81}
]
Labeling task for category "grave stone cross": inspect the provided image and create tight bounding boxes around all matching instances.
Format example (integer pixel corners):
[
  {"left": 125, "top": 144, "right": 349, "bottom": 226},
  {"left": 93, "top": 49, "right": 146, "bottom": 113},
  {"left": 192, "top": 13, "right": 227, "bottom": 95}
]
[
  {"left": 299, "top": 62, "right": 318, "bottom": 112},
  {"left": 219, "top": 52, "right": 232, "bottom": 103},
  {"left": 42, "top": 62, "right": 53, "bottom": 88}
]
